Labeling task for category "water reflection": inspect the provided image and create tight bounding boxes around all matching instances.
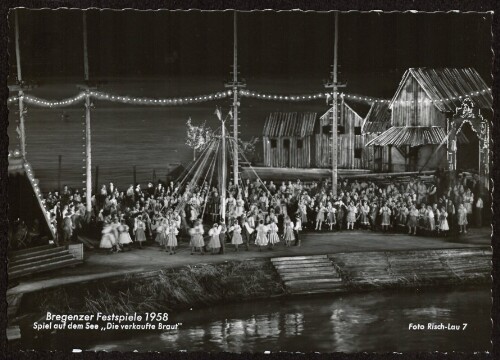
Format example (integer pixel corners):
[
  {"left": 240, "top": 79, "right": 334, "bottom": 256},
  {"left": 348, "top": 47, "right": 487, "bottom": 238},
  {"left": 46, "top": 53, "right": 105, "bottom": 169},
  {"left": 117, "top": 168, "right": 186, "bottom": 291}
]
[{"left": 87, "top": 287, "right": 490, "bottom": 353}]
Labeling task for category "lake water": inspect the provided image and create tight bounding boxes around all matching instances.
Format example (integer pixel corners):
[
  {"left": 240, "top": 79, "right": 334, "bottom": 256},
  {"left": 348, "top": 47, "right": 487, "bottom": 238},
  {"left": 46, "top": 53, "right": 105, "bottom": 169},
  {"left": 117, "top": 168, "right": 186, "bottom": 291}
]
[
  {"left": 7, "top": 78, "right": 329, "bottom": 192},
  {"left": 82, "top": 287, "right": 490, "bottom": 353}
]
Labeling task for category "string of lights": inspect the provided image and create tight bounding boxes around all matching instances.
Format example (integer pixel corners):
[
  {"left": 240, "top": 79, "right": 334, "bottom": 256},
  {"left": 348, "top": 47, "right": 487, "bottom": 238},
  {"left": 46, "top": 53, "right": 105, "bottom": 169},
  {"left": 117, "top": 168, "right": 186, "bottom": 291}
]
[
  {"left": 6, "top": 90, "right": 233, "bottom": 108},
  {"left": 22, "top": 93, "right": 86, "bottom": 107},
  {"left": 23, "top": 161, "right": 57, "bottom": 235},
  {"left": 240, "top": 89, "right": 392, "bottom": 103},
  {"left": 6, "top": 87, "right": 491, "bottom": 107},
  {"left": 89, "top": 90, "right": 232, "bottom": 105},
  {"left": 239, "top": 90, "right": 329, "bottom": 101},
  {"left": 240, "top": 88, "right": 492, "bottom": 104}
]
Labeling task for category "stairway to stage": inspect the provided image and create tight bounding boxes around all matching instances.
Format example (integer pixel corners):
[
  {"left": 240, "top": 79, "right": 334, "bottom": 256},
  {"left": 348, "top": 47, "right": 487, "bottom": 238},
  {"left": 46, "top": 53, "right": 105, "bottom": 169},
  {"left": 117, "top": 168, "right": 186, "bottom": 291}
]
[
  {"left": 8, "top": 244, "right": 83, "bottom": 280},
  {"left": 271, "top": 255, "right": 344, "bottom": 295}
]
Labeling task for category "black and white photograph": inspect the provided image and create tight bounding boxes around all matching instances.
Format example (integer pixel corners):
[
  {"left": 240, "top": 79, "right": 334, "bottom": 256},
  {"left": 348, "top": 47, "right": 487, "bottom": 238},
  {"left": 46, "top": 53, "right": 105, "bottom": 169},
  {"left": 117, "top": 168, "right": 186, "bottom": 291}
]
[{"left": 3, "top": 7, "right": 494, "bottom": 353}]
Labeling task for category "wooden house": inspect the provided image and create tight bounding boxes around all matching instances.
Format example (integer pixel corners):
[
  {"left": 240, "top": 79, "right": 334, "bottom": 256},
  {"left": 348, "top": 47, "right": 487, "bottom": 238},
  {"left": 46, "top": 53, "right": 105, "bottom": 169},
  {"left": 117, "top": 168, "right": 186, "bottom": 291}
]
[
  {"left": 361, "top": 101, "right": 391, "bottom": 172},
  {"left": 262, "top": 112, "right": 316, "bottom": 168},
  {"left": 316, "top": 99, "right": 370, "bottom": 169},
  {"left": 366, "top": 68, "right": 491, "bottom": 173}
]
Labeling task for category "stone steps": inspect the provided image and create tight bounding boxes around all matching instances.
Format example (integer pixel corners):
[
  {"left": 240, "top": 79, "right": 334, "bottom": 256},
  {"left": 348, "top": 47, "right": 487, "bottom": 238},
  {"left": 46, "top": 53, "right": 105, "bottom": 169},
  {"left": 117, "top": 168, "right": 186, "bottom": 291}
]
[
  {"left": 9, "top": 252, "right": 76, "bottom": 272},
  {"left": 10, "top": 246, "right": 63, "bottom": 261},
  {"left": 8, "top": 245, "right": 83, "bottom": 280},
  {"left": 271, "top": 255, "right": 344, "bottom": 295}
]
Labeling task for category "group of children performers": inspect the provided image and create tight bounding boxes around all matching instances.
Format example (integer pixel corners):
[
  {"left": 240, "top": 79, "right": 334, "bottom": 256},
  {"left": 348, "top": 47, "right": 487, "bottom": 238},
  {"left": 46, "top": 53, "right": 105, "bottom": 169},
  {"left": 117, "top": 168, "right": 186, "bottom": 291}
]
[
  {"left": 188, "top": 214, "right": 303, "bottom": 254},
  {"left": 99, "top": 216, "right": 134, "bottom": 253},
  {"left": 152, "top": 213, "right": 181, "bottom": 254},
  {"left": 313, "top": 201, "right": 363, "bottom": 231}
]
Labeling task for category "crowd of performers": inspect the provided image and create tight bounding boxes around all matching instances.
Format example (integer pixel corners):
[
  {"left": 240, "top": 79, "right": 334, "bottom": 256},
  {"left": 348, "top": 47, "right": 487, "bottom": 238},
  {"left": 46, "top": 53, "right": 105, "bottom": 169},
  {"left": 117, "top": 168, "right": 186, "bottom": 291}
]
[{"left": 42, "top": 170, "right": 488, "bottom": 254}]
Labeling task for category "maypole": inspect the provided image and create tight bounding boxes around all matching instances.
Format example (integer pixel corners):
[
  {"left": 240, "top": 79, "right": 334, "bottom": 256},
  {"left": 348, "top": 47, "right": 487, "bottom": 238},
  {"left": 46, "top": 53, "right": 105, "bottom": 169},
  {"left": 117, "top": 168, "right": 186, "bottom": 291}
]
[
  {"left": 325, "top": 12, "right": 344, "bottom": 194},
  {"left": 225, "top": 11, "right": 246, "bottom": 187},
  {"left": 14, "top": 10, "right": 26, "bottom": 159},
  {"left": 82, "top": 13, "right": 92, "bottom": 212},
  {"left": 220, "top": 117, "right": 227, "bottom": 222}
]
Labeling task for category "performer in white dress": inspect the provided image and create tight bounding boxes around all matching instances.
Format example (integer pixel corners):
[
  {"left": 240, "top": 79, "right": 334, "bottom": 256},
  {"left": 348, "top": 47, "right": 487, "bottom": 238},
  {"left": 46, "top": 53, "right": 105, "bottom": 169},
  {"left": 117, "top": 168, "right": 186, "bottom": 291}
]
[
  {"left": 346, "top": 202, "right": 358, "bottom": 230},
  {"left": 155, "top": 217, "right": 167, "bottom": 249},
  {"left": 134, "top": 215, "right": 147, "bottom": 248},
  {"left": 100, "top": 220, "right": 117, "bottom": 253},
  {"left": 254, "top": 220, "right": 269, "bottom": 251},
  {"left": 267, "top": 220, "right": 280, "bottom": 248},
  {"left": 230, "top": 222, "right": 243, "bottom": 251},
  {"left": 189, "top": 219, "right": 205, "bottom": 255},
  {"left": 118, "top": 220, "right": 133, "bottom": 248},
  {"left": 326, "top": 202, "right": 337, "bottom": 231},
  {"left": 208, "top": 223, "right": 221, "bottom": 254},
  {"left": 359, "top": 201, "right": 370, "bottom": 228},
  {"left": 283, "top": 216, "right": 295, "bottom": 247},
  {"left": 438, "top": 206, "right": 449, "bottom": 236},
  {"left": 166, "top": 220, "right": 179, "bottom": 255}
]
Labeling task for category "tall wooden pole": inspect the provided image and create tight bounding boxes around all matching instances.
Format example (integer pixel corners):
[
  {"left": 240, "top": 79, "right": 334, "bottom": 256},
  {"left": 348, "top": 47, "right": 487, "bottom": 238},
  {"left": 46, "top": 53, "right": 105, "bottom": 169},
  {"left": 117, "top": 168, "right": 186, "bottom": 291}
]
[
  {"left": 83, "top": 13, "right": 92, "bottom": 212},
  {"left": 232, "top": 12, "right": 239, "bottom": 187},
  {"left": 221, "top": 123, "right": 227, "bottom": 221},
  {"left": 225, "top": 12, "right": 245, "bottom": 187},
  {"left": 331, "top": 12, "right": 339, "bottom": 194},
  {"left": 15, "top": 10, "right": 26, "bottom": 159}
]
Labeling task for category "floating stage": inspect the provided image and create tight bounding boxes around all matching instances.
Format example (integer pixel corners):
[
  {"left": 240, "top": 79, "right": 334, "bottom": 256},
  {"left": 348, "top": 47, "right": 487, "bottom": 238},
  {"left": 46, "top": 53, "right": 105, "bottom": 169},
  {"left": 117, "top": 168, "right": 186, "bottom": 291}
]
[{"left": 241, "top": 166, "right": 436, "bottom": 181}]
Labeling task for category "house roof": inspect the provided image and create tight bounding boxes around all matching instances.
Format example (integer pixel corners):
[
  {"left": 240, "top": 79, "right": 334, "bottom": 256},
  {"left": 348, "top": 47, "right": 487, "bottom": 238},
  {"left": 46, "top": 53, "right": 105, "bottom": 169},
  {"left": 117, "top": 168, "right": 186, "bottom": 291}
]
[
  {"left": 263, "top": 112, "right": 317, "bottom": 138},
  {"left": 362, "top": 102, "right": 391, "bottom": 134},
  {"left": 365, "top": 126, "right": 469, "bottom": 147},
  {"left": 389, "top": 68, "right": 492, "bottom": 112},
  {"left": 319, "top": 99, "right": 371, "bottom": 121}
]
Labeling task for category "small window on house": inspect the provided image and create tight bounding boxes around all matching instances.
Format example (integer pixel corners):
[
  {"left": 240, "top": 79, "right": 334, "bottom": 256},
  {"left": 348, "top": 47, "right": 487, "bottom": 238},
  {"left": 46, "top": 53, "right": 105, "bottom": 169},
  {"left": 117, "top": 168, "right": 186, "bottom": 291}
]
[
  {"left": 354, "top": 148, "right": 362, "bottom": 159},
  {"left": 322, "top": 125, "right": 332, "bottom": 134},
  {"left": 283, "top": 139, "right": 290, "bottom": 149},
  {"left": 270, "top": 139, "right": 277, "bottom": 148},
  {"left": 297, "top": 139, "right": 303, "bottom": 149},
  {"left": 354, "top": 126, "right": 362, "bottom": 135},
  {"left": 338, "top": 125, "right": 345, "bottom": 134}
]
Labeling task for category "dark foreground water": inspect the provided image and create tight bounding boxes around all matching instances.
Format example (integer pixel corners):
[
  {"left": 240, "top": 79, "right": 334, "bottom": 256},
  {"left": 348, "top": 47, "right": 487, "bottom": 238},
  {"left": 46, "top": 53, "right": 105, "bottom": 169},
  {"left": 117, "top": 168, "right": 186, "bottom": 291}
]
[{"left": 80, "top": 287, "right": 490, "bottom": 353}]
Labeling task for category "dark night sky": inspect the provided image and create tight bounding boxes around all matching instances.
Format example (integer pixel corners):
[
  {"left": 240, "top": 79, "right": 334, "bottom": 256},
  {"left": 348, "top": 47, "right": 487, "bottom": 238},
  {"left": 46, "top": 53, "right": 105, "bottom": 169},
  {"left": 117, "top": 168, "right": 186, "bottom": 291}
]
[{"left": 8, "top": 10, "right": 493, "bottom": 98}]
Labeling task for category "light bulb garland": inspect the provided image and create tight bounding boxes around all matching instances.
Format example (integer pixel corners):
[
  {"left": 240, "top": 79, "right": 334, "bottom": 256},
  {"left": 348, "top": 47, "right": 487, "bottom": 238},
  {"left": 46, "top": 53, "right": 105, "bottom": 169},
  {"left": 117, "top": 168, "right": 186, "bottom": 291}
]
[
  {"left": 89, "top": 90, "right": 232, "bottom": 106},
  {"left": 22, "top": 162, "right": 57, "bottom": 234},
  {"left": 6, "top": 87, "right": 491, "bottom": 107},
  {"left": 21, "top": 92, "right": 87, "bottom": 107}
]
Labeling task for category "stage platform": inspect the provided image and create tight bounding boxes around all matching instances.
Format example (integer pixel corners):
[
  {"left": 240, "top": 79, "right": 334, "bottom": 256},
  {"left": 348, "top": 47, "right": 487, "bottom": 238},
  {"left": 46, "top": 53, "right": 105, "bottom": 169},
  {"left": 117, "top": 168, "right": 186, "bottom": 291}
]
[{"left": 7, "top": 227, "right": 490, "bottom": 297}]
